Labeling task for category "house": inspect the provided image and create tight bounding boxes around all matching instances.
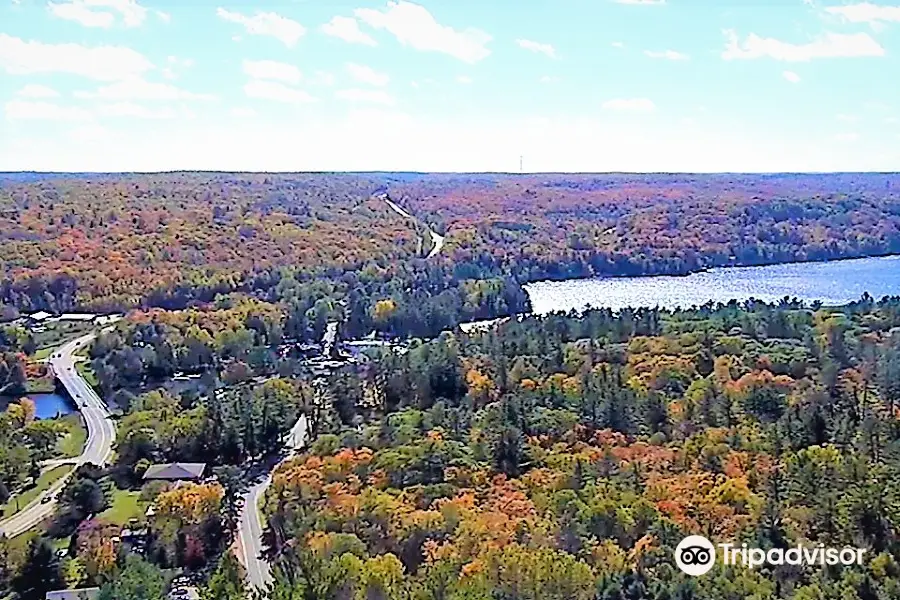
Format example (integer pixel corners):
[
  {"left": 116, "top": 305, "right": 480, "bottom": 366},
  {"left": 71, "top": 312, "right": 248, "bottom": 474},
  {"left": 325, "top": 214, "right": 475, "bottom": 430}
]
[
  {"left": 142, "top": 462, "right": 206, "bottom": 481},
  {"left": 46, "top": 588, "right": 100, "bottom": 600},
  {"left": 58, "top": 313, "right": 99, "bottom": 323},
  {"left": 27, "top": 311, "right": 53, "bottom": 324}
]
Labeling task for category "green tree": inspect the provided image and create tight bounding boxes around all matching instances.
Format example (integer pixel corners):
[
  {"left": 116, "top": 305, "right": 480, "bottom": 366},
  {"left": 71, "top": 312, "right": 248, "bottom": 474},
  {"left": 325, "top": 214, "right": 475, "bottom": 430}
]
[
  {"left": 202, "top": 552, "right": 246, "bottom": 600},
  {"left": 97, "top": 555, "right": 165, "bottom": 600},
  {"left": 12, "top": 537, "right": 63, "bottom": 600}
]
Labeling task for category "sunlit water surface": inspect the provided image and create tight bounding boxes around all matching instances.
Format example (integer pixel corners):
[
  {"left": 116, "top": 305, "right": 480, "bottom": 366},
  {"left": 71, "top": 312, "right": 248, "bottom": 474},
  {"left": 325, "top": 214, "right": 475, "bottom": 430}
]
[{"left": 524, "top": 255, "right": 900, "bottom": 314}]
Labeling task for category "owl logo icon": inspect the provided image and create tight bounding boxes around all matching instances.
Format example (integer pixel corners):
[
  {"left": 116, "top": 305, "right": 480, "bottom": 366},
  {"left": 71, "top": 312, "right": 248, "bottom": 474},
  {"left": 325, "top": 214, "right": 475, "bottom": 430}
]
[{"left": 675, "top": 535, "right": 716, "bottom": 576}]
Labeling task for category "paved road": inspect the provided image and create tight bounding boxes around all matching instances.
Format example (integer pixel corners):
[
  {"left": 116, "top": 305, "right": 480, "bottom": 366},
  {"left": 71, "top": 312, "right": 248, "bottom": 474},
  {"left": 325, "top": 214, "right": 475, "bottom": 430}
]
[
  {"left": 382, "top": 194, "right": 444, "bottom": 259},
  {"left": 0, "top": 333, "right": 116, "bottom": 538},
  {"left": 322, "top": 321, "right": 338, "bottom": 358},
  {"left": 236, "top": 414, "right": 308, "bottom": 590}
]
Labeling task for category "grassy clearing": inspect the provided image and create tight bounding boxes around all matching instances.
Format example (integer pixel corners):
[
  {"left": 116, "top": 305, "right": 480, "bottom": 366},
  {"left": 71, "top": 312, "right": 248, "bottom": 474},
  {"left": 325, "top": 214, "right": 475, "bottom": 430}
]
[
  {"left": 24, "top": 377, "right": 56, "bottom": 394},
  {"left": 32, "top": 347, "right": 53, "bottom": 362},
  {"left": 98, "top": 490, "right": 146, "bottom": 526},
  {"left": 32, "top": 321, "right": 94, "bottom": 351},
  {"left": 76, "top": 362, "right": 99, "bottom": 388},
  {"left": 1, "top": 464, "right": 74, "bottom": 520},
  {"left": 56, "top": 414, "right": 87, "bottom": 458}
]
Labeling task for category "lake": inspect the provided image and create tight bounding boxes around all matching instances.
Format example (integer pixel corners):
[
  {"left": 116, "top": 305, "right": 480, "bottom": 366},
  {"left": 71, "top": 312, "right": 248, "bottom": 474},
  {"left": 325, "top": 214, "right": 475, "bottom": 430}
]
[
  {"left": 524, "top": 255, "right": 900, "bottom": 314},
  {"left": 29, "top": 393, "right": 75, "bottom": 419}
]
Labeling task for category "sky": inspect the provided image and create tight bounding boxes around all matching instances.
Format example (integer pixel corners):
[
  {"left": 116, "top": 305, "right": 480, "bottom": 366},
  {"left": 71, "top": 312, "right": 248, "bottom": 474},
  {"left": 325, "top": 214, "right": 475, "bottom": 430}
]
[{"left": 1, "top": 0, "right": 900, "bottom": 172}]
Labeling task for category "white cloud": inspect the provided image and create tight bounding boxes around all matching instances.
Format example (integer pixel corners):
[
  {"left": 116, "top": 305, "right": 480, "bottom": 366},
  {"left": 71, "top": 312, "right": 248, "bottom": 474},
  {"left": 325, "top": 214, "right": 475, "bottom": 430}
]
[
  {"left": 97, "top": 102, "right": 180, "bottom": 119},
  {"left": 722, "top": 29, "right": 884, "bottom": 61},
  {"left": 825, "top": 3, "right": 900, "bottom": 24},
  {"left": 354, "top": 1, "right": 491, "bottom": 63},
  {"left": 782, "top": 70, "right": 801, "bottom": 82},
  {"left": 311, "top": 71, "right": 336, "bottom": 86},
  {"left": 8, "top": 111, "right": 900, "bottom": 173},
  {"left": 216, "top": 8, "right": 306, "bottom": 47},
  {"left": 516, "top": 39, "right": 556, "bottom": 58},
  {"left": 162, "top": 56, "right": 194, "bottom": 80},
  {"left": 243, "top": 59, "right": 302, "bottom": 85},
  {"left": 0, "top": 34, "right": 153, "bottom": 81},
  {"left": 230, "top": 107, "right": 257, "bottom": 118},
  {"left": 602, "top": 98, "right": 655, "bottom": 111},
  {"left": 611, "top": 41, "right": 625, "bottom": 48},
  {"left": 613, "top": 0, "right": 665, "bottom": 4},
  {"left": 75, "top": 77, "right": 214, "bottom": 100},
  {"left": 5, "top": 100, "right": 92, "bottom": 120},
  {"left": 345, "top": 62, "right": 389, "bottom": 86},
  {"left": 539, "top": 75, "right": 559, "bottom": 84},
  {"left": 47, "top": 0, "right": 151, "bottom": 28},
  {"left": 16, "top": 84, "right": 60, "bottom": 98},
  {"left": 644, "top": 49, "right": 688, "bottom": 60},
  {"left": 457, "top": 75, "right": 473, "bottom": 84},
  {"left": 864, "top": 101, "right": 890, "bottom": 111},
  {"left": 886, "top": 116, "right": 900, "bottom": 124},
  {"left": 320, "top": 15, "right": 377, "bottom": 46},
  {"left": 168, "top": 56, "right": 194, "bottom": 68},
  {"left": 837, "top": 113, "right": 859, "bottom": 122},
  {"left": 68, "top": 124, "right": 111, "bottom": 142},
  {"left": 243, "top": 79, "right": 316, "bottom": 103},
  {"left": 835, "top": 132, "right": 860, "bottom": 141},
  {"left": 335, "top": 88, "right": 395, "bottom": 105}
]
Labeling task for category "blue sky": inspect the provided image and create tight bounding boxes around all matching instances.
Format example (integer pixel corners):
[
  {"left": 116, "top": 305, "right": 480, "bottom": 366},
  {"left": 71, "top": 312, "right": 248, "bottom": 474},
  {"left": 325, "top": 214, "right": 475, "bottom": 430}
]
[{"left": 1, "top": 0, "right": 899, "bottom": 172}]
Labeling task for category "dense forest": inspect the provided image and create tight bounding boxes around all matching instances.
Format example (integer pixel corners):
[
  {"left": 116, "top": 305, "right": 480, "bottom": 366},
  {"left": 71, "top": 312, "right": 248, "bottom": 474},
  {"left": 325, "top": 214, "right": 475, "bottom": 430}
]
[
  {"left": 4, "top": 173, "right": 900, "bottom": 339},
  {"left": 6, "top": 173, "right": 900, "bottom": 599},
  {"left": 257, "top": 295, "right": 900, "bottom": 600}
]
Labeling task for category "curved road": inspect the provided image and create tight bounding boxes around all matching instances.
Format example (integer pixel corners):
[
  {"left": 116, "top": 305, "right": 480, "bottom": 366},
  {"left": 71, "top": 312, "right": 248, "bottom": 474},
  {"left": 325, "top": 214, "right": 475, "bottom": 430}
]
[
  {"left": 0, "top": 333, "right": 116, "bottom": 538},
  {"left": 381, "top": 194, "right": 445, "bottom": 259},
  {"left": 236, "top": 414, "right": 308, "bottom": 590}
]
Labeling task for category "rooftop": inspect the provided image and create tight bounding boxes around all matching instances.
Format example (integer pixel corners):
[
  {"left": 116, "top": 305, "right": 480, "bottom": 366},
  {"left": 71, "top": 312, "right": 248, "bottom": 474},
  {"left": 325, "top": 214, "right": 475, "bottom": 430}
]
[
  {"left": 142, "top": 462, "right": 206, "bottom": 481},
  {"left": 46, "top": 588, "right": 100, "bottom": 600}
]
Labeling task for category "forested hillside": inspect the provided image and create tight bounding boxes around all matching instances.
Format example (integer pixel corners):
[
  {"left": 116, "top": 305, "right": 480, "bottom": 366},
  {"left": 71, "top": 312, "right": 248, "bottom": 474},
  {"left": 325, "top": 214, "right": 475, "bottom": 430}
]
[
  {"left": 262, "top": 296, "right": 900, "bottom": 599},
  {"left": 393, "top": 173, "right": 900, "bottom": 280},
  {"left": 3, "top": 173, "right": 900, "bottom": 339}
]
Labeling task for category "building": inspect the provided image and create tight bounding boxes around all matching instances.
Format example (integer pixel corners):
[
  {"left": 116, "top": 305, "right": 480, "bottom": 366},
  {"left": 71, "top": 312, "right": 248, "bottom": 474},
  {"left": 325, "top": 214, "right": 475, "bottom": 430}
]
[
  {"left": 46, "top": 588, "right": 100, "bottom": 600},
  {"left": 58, "top": 313, "right": 99, "bottom": 322},
  {"left": 142, "top": 462, "right": 206, "bottom": 481},
  {"left": 27, "top": 311, "right": 53, "bottom": 324}
]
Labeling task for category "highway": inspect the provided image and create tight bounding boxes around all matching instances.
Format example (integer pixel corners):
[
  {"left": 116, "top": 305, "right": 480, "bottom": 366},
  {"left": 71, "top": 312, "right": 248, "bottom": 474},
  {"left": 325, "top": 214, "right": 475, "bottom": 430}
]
[
  {"left": 0, "top": 333, "right": 116, "bottom": 538},
  {"left": 236, "top": 414, "right": 308, "bottom": 590}
]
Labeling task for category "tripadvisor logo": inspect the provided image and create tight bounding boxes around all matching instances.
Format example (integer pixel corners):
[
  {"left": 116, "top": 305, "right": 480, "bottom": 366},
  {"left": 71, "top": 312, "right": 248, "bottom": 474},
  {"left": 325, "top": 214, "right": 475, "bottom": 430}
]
[
  {"left": 675, "top": 535, "right": 867, "bottom": 576},
  {"left": 676, "top": 535, "right": 716, "bottom": 576}
]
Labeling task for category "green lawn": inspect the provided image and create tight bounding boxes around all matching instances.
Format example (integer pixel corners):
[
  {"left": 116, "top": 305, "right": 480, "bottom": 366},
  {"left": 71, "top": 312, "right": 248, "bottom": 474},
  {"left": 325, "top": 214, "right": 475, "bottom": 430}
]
[
  {"left": 32, "top": 347, "right": 53, "bottom": 361},
  {"left": 76, "top": 362, "right": 99, "bottom": 388},
  {"left": 32, "top": 321, "right": 94, "bottom": 351},
  {"left": 1, "top": 464, "right": 74, "bottom": 520},
  {"left": 24, "top": 376, "right": 56, "bottom": 394},
  {"left": 98, "top": 490, "right": 146, "bottom": 526},
  {"left": 56, "top": 414, "right": 87, "bottom": 458}
]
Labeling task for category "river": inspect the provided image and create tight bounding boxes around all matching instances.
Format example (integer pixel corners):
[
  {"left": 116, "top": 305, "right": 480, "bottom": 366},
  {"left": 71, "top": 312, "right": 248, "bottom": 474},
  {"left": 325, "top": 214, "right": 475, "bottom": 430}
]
[{"left": 524, "top": 255, "right": 900, "bottom": 314}]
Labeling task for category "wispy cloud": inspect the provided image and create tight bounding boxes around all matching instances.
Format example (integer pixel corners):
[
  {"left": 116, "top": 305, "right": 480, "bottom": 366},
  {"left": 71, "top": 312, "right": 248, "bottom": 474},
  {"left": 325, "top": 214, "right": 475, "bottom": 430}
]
[
  {"left": 353, "top": 1, "right": 491, "bottom": 63},
  {"left": 644, "top": 49, "right": 688, "bottom": 60},
  {"left": 321, "top": 15, "right": 377, "bottom": 46},
  {"left": 516, "top": 38, "right": 557, "bottom": 58},
  {"left": 602, "top": 98, "right": 655, "bottom": 111},
  {"left": 346, "top": 63, "right": 389, "bottom": 86},
  {"left": 722, "top": 29, "right": 884, "bottom": 61},
  {"left": 216, "top": 8, "right": 306, "bottom": 47}
]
